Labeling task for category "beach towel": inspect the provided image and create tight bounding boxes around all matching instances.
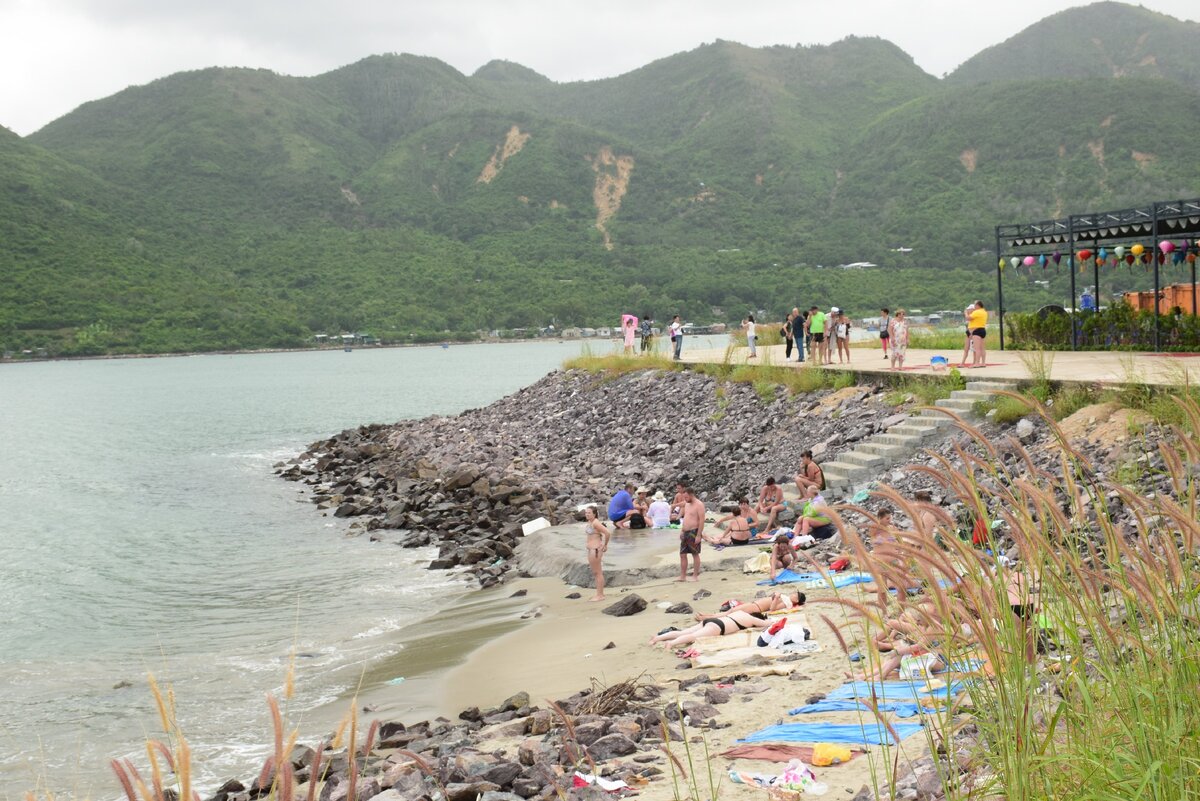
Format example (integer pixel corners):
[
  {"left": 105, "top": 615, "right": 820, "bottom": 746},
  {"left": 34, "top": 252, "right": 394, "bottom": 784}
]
[
  {"left": 788, "top": 699, "right": 934, "bottom": 719},
  {"left": 718, "top": 744, "right": 864, "bottom": 764},
  {"left": 743, "top": 552, "right": 771, "bottom": 573},
  {"left": 825, "top": 680, "right": 964, "bottom": 702},
  {"left": 737, "top": 721, "right": 923, "bottom": 746},
  {"left": 758, "top": 570, "right": 876, "bottom": 589}
]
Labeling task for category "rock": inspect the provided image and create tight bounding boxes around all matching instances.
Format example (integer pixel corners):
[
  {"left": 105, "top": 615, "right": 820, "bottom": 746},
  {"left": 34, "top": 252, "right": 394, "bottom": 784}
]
[
  {"left": 518, "top": 738, "right": 557, "bottom": 766},
  {"left": 477, "top": 762, "right": 522, "bottom": 787},
  {"left": 805, "top": 694, "right": 825, "bottom": 705},
  {"left": 587, "top": 733, "right": 638, "bottom": 760},
  {"left": 679, "top": 673, "right": 711, "bottom": 689},
  {"left": 113, "top": 680, "right": 134, "bottom": 690},
  {"left": 573, "top": 721, "right": 610, "bottom": 745},
  {"left": 458, "top": 707, "right": 483, "bottom": 723},
  {"left": 703, "top": 687, "right": 730, "bottom": 705},
  {"left": 501, "top": 691, "right": 530, "bottom": 712},
  {"left": 444, "top": 782, "right": 500, "bottom": 801},
  {"left": 480, "top": 793, "right": 525, "bottom": 801},
  {"left": 602, "top": 641, "right": 616, "bottom": 650},
  {"left": 1016, "top": 418, "right": 1036, "bottom": 440},
  {"left": 601, "top": 594, "right": 647, "bottom": 617},
  {"left": 664, "top": 602, "right": 693, "bottom": 614},
  {"left": 509, "top": 589, "right": 528, "bottom": 597},
  {"left": 566, "top": 788, "right": 611, "bottom": 801},
  {"left": 527, "top": 710, "right": 554, "bottom": 736},
  {"left": 565, "top": 592, "right": 582, "bottom": 599},
  {"left": 691, "top": 589, "right": 712, "bottom": 600}
]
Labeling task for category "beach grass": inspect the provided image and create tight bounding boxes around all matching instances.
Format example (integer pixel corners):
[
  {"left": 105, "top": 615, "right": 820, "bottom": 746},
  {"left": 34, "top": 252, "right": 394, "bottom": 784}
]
[
  {"left": 826, "top": 390, "right": 1200, "bottom": 801},
  {"left": 562, "top": 348, "right": 682, "bottom": 377}
]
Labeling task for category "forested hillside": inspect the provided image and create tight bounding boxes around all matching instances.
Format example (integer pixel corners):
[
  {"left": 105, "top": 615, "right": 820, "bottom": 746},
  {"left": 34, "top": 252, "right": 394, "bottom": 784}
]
[{"left": 2, "top": 1, "right": 1198, "bottom": 355}]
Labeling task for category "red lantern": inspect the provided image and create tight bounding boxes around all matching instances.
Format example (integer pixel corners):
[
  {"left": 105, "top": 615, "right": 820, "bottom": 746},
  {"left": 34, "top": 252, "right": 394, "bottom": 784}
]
[
  {"left": 1188, "top": 253, "right": 1197, "bottom": 264},
  {"left": 1077, "top": 249, "right": 1092, "bottom": 261},
  {"left": 1125, "top": 254, "right": 1136, "bottom": 264}
]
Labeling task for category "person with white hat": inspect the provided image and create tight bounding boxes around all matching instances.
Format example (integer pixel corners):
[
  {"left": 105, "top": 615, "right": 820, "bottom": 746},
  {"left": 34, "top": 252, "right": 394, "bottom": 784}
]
[
  {"left": 647, "top": 490, "right": 672, "bottom": 528},
  {"left": 824, "top": 306, "right": 838, "bottom": 365}
]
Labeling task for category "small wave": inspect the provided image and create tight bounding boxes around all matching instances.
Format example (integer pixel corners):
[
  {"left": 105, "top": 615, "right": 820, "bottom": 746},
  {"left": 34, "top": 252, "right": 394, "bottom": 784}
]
[{"left": 352, "top": 619, "right": 410, "bottom": 640}]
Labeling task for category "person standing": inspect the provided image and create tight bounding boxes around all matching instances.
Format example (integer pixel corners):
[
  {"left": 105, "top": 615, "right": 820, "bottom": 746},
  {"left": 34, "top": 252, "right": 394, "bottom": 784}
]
[
  {"left": 836, "top": 312, "right": 851, "bottom": 364},
  {"left": 889, "top": 309, "right": 909, "bottom": 371},
  {"left": 582, "top": 506, "right": 610, "bottom": 602},
  {"left": 824, "top": 307, "right": 838, "bottom": 365},
  {"left": 639, "top": 314, "right": 654, "bottom": 352},
  {"left": 795, "top": 307, "right": 807, "bottom": 363},
  {"left": 670, "top": 315, "right": 683, "bottom": 361},
  {"left": 622, "top": 315, "right": 637, "bottom": 355},
  {"left": 879, "top": 308, "right": 891, "bottom": 360},
  {"left": 959, "top": 303, "right": 976, "bottom": 368},
  {"left": 678, "top": 486, "right": 705, "bottom": 582},
  {"left": 806, "top": 306, "right": 825, "bottom": 366},
  {"left": 744, "top": 315, "right": 757, "bottom": 359},
  {"left": 783, "top": 310, "right": 795, "bottom": 361},
  {"left": 968, "top": 301, "right": 988, "bottom": 368}
]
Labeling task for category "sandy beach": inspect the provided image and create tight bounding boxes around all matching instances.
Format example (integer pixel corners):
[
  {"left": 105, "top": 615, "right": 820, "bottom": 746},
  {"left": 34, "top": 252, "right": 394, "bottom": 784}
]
[{"left": 434, "top": 529, "right": 903, "bottom": 801}]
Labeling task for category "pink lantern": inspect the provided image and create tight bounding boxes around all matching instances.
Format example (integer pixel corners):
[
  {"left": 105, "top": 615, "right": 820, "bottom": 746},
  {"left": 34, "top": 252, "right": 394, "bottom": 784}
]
[
  {"left": 1022, "top": 255, "right": 1036, "bottom": 267},
  {"left": 1159, "top": 240, "right": 1176, "bottom": 254}
]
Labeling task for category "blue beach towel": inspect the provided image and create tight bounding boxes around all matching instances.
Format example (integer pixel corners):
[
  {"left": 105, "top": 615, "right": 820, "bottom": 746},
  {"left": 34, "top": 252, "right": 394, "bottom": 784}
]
[
  {"left": 758, "top": 570, "right": 876, "bottom": 589},
  {"left": 737, "top": 721, "right": 924, "bottom": 746},
  {"left": 788, "top": 700, "right": 933, "bottom": 719},
  {"left": 825, "top": 680, "right": 964, "bottom": 702}
]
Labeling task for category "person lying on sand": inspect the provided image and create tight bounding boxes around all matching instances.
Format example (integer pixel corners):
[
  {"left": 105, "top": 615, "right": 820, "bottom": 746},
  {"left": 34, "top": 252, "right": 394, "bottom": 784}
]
[
  {"left": 708, "top": 498, "right": 757, "bottom": 546},
  {"left": 693, "top": 590, "right": 806, "bottom": 621},
  {"left": 650, "top": 608, "right": 772, "bottom": 647}
]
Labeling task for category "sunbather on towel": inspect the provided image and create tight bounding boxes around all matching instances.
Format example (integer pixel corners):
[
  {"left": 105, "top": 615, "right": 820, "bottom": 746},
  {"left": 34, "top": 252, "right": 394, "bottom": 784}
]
[
  {"left": 650, "top": 608, "right": 772, "bottom": 647},
  {"left": 693, "top": 590, "right": 805, "bottom": 621},
  {"left": 708, "top": 498, "right": 757, "bottom": 546}
]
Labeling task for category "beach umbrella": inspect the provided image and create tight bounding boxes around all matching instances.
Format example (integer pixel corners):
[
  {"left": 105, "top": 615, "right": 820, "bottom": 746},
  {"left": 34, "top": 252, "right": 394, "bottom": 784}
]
[
  {"left": 1132, "top": 243, "right": 1145, "bottom": 256},
  {"left": 1023, "top": 255, "right": 1036, "bottom": 267},
  {"left": 1114, "top": 245, "right": 1126, "bottom": 258}
]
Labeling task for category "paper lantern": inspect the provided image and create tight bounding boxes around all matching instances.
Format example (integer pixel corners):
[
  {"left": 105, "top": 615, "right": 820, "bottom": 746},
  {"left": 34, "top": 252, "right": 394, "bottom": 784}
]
[
  {"left": 1172, "top": 251, "right": 1184, "bottom": 265},
  {"left": 1114, "top": 245, "right": 1126, "bottom": 258},
  {"left": 1038, "top": 254, "right": 1047, "bottom": 267},
  {"left": 998, "top": 258, "right": 1005, "bottom": 269},
  {"left": 1188, "top": 253, "right": 1197, "bottom": 264},
  {"left": 1098, "top": 247, "right": 1107, "bottom": 261},
  {"left": 1160, "top": 240, "right": 1176, "bottom": 254},
  {"left": 1023, "top": 255, "right": 1036, "bottom": 266},
  {"left": 1077, "top": 249, "right": 1092, "bottom": 261},
  {"left": 1010, "top": 256, "right": 1020, "bottom": 269},
  {"left": 1131, "top": 243, "right": 1145, "bottom": 256},
  {"left": 1052, "top": 251, "right": 1062, "bottom": 265},
  {"left": 1125, "top": 254, "right": 1136, "bottom": 264}
]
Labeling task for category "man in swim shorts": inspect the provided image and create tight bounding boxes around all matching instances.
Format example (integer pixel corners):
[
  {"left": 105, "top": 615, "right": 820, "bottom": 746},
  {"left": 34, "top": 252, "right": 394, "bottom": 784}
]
[{"left": 678, "top": 485, "right": 705, "bottom": 582}]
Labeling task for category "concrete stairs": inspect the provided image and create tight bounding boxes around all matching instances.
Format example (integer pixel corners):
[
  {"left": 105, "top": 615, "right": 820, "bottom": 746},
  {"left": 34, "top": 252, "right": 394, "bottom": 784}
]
[{"left": 818, "top": 380, "right": 1014, "bottom": 496}]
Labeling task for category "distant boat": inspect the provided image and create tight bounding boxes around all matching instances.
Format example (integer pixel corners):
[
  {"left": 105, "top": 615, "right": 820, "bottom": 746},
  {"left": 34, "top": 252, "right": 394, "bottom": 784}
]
[{"left": 441, "top": 342, "right": 450, "bottom": 349}]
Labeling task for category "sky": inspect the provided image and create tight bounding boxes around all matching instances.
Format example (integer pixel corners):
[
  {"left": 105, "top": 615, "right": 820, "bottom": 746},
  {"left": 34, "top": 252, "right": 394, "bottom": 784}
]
[{"left": 1, "top": 0, "right": 1197, "bottom": 136}]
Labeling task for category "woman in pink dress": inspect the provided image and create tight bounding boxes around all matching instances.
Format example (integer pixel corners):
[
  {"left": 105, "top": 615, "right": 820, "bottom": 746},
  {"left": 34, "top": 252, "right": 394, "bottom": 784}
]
[{"left": 622, "top": 315, "right": 638, "bottom": 354}]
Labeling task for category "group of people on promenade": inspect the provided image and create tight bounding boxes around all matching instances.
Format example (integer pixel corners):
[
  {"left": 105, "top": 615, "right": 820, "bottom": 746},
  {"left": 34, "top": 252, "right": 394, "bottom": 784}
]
[
  {"left": 780, "top": 307, "right": 854, "bottom": 366},
  {"left": 621, "top": 314, "right": 685, "bottom": 360}
]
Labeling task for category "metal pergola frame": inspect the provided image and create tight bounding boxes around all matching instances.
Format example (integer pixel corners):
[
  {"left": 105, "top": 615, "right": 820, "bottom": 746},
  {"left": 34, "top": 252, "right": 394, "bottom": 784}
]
[{"left": 995, "top": 197, "right": 1200, "bottom": 351}]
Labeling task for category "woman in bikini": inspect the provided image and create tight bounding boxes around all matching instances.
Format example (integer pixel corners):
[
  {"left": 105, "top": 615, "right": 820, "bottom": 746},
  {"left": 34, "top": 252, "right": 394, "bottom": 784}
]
[
  {"left": 769, "top": 533, "right": 796, "bottom": 581},
  {"left": 650, "top": 607, "right": 773, "bottom": 647},
  {"left": 693, "top": 590, "right": 806, "bottom": 621},
  {"left": 708, "top": 498, "right": 757, "bottom": 546},
  {"left": 583, "top": 506, "right": 610, "bottom": 602}
]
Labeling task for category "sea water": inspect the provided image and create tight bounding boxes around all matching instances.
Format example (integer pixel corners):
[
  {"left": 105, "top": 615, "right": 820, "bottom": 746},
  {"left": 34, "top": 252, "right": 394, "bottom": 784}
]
[{"left": 0, "top": 338, "right": 727, "bottom": 800}]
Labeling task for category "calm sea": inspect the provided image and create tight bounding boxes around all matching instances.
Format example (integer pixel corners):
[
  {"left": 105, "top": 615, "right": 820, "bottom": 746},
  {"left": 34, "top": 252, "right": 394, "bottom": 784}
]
[{"left": 0, "top": 337, "right": 725, "bottom": 800}]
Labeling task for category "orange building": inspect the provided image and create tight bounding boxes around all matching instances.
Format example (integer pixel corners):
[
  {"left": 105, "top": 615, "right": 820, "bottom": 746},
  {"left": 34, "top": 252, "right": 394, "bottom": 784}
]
[{"left": 1124, "top": 282, "right": 1198, "bottom": 314}]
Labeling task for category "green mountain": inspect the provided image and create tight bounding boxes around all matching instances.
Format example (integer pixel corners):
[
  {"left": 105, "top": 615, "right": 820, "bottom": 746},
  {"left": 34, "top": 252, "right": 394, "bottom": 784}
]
[
  {"left": 2, "top": 1, "right": 1198, "bottom": 356},
  {"left": 949, "top": 2, "right": 1200, "bottom": 89}
]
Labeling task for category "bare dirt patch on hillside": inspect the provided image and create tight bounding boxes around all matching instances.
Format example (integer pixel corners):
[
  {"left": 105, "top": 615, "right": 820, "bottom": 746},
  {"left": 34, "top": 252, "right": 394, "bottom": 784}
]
[
  {"left": 477, "top": 125, "right": 531, "bottom": 184},
  {"left": 591, "top": 146, "right": 634, "bottom": 250}
]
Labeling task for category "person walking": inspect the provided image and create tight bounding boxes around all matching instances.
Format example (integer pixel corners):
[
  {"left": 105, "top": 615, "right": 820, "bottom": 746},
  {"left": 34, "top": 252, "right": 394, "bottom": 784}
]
[
  {"left": 744, "top": 315, "right": 757, "bottom": 359},
  {"left": 669, "top": 315, "right": 683, "bottom": 360},
  {"left": 889, "top": 309, "right": 909, "bottom": 371},
  {"left": 879, "top": 308, "right": 891, "bottom": 360}
]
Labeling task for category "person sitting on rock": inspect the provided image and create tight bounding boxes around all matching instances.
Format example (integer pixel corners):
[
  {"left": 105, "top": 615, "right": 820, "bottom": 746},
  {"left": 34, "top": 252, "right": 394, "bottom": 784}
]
[
  {"left": 708, "top": 498, "right": 757, "bottom": 547},
  {"left": 755, "top": 477, "right": 787, "bottom": 531},
  {"left": 647, "top": 490, "right": 672, "bottom": 528},
  {"left": 769, "top": 533, "right": 797, "bottom": 580},
  {"left": 607, "top": 482, "right": 636, "bottom": 529},
  {"left": 793, "top": 486, "right": 837, "bottom": 542},
  {"left": 793, "top": 450, "right": 825, "bottom": 494}
]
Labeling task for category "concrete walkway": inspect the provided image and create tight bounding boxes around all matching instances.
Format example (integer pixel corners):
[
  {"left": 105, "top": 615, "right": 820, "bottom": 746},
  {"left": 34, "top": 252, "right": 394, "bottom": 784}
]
[{"left": 681, "top": 344, "right": 1200, "bottom": 386}]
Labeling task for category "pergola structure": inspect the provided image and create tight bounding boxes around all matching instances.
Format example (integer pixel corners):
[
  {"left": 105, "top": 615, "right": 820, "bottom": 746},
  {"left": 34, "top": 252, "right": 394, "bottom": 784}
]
[{"left": 995, "top": 197, "right": 1200, "bottom": 351}]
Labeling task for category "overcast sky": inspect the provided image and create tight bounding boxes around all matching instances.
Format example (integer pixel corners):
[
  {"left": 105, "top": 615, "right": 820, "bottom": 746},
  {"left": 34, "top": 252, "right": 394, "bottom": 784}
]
[{"left": 1, "top": 0, "right": 1197, "bottom": 135}]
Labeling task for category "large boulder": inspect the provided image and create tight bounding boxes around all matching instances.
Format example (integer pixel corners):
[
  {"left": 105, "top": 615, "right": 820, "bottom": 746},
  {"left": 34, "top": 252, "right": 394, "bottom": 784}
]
[{"left": 602, "top": 594, "right": 647, "bottom": 617}]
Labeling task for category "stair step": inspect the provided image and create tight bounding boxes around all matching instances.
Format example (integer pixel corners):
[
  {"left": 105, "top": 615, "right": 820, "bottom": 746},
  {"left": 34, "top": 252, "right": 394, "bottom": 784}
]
[
  {"left": 934, "top": 397, "right": 980, "bottom": 413},
  {"left": 822, "top": 461, "right": 868, "bottom": 480},
  {"left": 949, "top": 389, "right": 994, "bottom": 402},
  {"left": 891, "top": 424, "right": 941, "bottom": 439},
  {"left": 965, "top": 381, "right": 1017, "bottom": 392},
  {"left": 858, "top": 441, "right": 909, "bottom": 458},
  {"left": 914, "top": 410, "right": 956, "bottom": 425},
  {"left": 839, "top": 451, "right": 886, "bottom": 468},
  {"left": 875, "top": 433, "right": 923, "bottom": 447}
]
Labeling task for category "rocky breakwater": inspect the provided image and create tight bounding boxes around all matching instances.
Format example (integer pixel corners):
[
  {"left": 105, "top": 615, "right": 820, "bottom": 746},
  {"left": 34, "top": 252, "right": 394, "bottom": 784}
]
[{"left": 277, "top": 369, "right": 910, "bottom": 586}]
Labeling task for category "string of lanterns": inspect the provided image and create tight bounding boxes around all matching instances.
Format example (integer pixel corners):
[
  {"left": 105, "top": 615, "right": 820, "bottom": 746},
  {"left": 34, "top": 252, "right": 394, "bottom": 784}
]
[{"left": 1002, "top": 240, "right": 1200, "bottom": 273}]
